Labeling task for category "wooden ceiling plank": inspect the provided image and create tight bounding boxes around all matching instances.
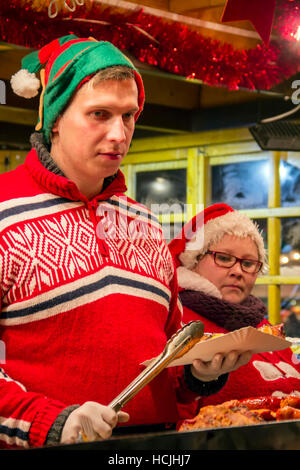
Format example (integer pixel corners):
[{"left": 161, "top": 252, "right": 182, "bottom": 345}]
[
  {"left": 0, "top": 106, "right": 37, "bottom": 126},
  {"left": 101, "top": 0, "right": 170, "bottom": 11},
  {"left": 97, "top": 1, "right": 260, "bottom": 40},
  {"left": 169, "top": 0, "right": 225, "bottom": 14},
  {"left": 141, "top": 73, "right": 201, "bottom": 109},
  {"left": 0, "top": 49, "right": 33, "bottom": 80}
]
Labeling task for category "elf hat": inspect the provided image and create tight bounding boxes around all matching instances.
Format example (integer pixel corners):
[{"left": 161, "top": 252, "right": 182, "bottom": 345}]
[
  {"left": 10, "top": 34, "right": 145, "bottom": 145},
  {"left": 169, "top": 203, "right": 267, "bottom": 271}
]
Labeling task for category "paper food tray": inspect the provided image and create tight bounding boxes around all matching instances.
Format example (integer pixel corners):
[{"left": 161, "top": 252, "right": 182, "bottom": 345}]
[{"left": 143, "top": 326, "right": 292, "bottom": 367}]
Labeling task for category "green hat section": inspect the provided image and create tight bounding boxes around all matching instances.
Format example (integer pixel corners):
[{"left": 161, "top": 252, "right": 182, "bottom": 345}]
[
  {"left": 40, "top": 37, "right": 142, "bottom": 145},
  {"left": 13, "top": 35, "right": 144, "bottom": 145},
  {"left": 22, "top": 35, "right": 79, "bottom": 74},
  {"left": 11, "top": 35, "right": 144, "bottom": 142},
  {"left": 22, "top": 49, "right": 43, "bottom": 74}
]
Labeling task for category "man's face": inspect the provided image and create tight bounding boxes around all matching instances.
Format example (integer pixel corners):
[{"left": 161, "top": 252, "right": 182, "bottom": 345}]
[{"left": 51, "top": 78, "right": 139, "bottom": 192}]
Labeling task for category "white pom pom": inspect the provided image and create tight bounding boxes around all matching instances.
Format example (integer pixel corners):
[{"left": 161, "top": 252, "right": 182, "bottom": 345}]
[{"left": 10, "top": 69, "right": 41, "bottom": 99}]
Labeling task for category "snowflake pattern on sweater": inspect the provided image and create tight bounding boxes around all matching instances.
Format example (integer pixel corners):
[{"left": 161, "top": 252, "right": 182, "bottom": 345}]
[
  {"left": 0, "top": 149, "right": 189, "bottom": 449},
  {"left": 0, "top": 194, "right": 174, "bottom": 325}
]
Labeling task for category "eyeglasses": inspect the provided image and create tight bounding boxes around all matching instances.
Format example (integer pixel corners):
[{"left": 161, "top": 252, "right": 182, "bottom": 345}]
[{"left": 206, "top": 250, "right": 262, "bottom": 274}]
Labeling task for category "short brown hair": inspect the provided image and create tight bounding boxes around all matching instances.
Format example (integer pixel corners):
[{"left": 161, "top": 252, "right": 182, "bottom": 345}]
[{"left": 87, "top": 65, "right": 135, "bottom": 89}]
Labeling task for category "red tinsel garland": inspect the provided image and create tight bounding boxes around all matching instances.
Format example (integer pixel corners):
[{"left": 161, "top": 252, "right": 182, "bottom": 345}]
[
  {"left": 0, "top": 1, "right": 298, "bottom": 91},
  {"left": 274, "top": 0, "right": 300, "bottom": 40}
]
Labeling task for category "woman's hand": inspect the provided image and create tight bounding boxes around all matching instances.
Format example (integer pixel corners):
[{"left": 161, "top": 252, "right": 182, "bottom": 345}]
[
  {"left": 60, "top": 401, "right": 130, "bottom": 444},
  {"left": 191, "top": 350, "right": 252, "bottom": 382}
]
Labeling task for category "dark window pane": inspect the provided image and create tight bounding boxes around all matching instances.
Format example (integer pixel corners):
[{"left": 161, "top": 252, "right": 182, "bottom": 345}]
[
  {"left": 280, "top": 160, "right": 300, "bottom": 207},
  {"left": 211, "top": 160, "right": 269, "bottom": 209},
  {"left": 253, "top": 218, "right": 267, "bottom": 251},
  {"left": 281, "top": 285, "right": 300, "bottom": 338},
  {"left": 280, "top": 217, "right": 300, "bottom": 276},
  {"left": 281, "top": 285, "right": 300, "bottom": 311},
  {"left": 136, "top": 169, "right": 186, "bottom": 211},
  {"left": 252, "top": 284, "right": 268, "bottom": 309}
]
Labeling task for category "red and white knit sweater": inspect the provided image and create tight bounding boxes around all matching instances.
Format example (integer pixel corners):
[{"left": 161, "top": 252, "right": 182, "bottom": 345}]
[
  {"left": 0, "top": 149, "right": 196, "bottom": 449},
  {"left": 183, "top": 306, "right": 300, "bottom": 404},
  {"left": 178, "top": 270, "right": 300, "bottom": 409}
]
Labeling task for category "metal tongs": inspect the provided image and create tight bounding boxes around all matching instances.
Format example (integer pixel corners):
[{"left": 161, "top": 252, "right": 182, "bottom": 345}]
[
  {"left": 109, "top": 320, "right": 204, "bottom": 412},
  {"left": 77, "top": 321, "right": 204, "bottom": 442}
]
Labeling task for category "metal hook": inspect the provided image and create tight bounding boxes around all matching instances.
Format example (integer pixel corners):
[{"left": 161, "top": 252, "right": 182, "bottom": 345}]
[
  {"left": 48, "top": 0, "right": 58, "bottom": 18},
  {"left": 48, "top": 0, "right": 85, "bottom": 18},
  {"left": 64, "top": 0, "right": 76, "bottom": 13}
]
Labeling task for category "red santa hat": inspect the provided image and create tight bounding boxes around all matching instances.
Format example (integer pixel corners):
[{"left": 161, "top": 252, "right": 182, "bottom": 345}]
[{"left": 168, "top": 203, "right": 267, "bottom": 297}]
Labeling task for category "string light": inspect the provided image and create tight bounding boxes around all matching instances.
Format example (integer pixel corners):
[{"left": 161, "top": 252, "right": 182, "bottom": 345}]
[{"left": 291, "top": 25, "right": 300, "bottom": 41}]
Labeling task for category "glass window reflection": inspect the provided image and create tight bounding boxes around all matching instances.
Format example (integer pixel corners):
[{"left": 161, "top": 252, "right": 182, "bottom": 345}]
[
  {"left": 281, "top": 285, "right": 300, "bottom": 338},
  {"left": 136, "top": 169, "right": 186, "bottom": 211},
  {"left": 253, "top": 218, "right": 267, "bottom": 251},
  {"left": 280, "top": 217, "right": 300, "bottom": 276},
  {"left": 211, "top": 160, "right": 269, "bottom": 209},
  {"left": 280, "top": 160, "right": 300, "bottom": 207},
  {"left": 252, "top": 284, "right": 268, "bottom": 308}
]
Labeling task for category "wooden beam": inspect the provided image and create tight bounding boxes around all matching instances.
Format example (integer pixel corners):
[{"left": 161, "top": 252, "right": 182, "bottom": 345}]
[
  {"left": 138, "top": 103, "right": 191, "bottom": 133},
  {"left": 256, "top": 276, "right": 300, "bottom": 285},
  {"left": 118, "top": 0, "right": 169, "bottom": 9},
  {"left": 0, "top": 122, "right": 32, "bottom": 148},
  {"left": 169, "top": 0, "right": 225, "bottom": 14},
  {"left": 98, "top": 1, "right": 261, "bottom": 39},
  {"left": 267, "top": 151, "right": 282, "bottom": 325},
  {"left": 239, "top": 207, "right": 300, "bottom": 219},
  {"left": 141, "top": 73, "right": 201, "bottom": 109},
  {"left": 0, "top": 106, "right": 37, "bottom": 126},
  {"left": 129, "top": 127, "right": 252, "bottom": 153},
  {"left": 0, "top": 48, "right": 32, "bottom": 80}
]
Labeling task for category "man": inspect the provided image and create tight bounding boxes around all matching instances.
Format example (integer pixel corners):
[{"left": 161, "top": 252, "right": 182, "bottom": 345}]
[{"left": 0, "top": 35, "right": 250, "bottom": 448}]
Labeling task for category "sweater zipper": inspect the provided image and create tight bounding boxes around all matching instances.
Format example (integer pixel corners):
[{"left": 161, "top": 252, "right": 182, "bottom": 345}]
[{"left": 86, "top": 199, "right": 109, "bottom": 257}]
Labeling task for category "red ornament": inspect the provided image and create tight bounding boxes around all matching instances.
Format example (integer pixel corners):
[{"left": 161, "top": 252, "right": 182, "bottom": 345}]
[{"left": 221, "top": 0, "right": 276, "bottom": 46}]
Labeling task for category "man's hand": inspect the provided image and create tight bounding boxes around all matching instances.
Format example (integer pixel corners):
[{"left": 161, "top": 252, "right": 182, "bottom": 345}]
[
  {"left": 60, "top": 401, "right": 130, "bottom": 444},
  {"left": 191, "top": 350, "right": 252, "bottom": 382}
]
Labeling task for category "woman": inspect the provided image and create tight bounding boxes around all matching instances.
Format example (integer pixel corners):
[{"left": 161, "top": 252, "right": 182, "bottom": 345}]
[{"left": 169, "top": 203, "right": 300, "bottom": 408}]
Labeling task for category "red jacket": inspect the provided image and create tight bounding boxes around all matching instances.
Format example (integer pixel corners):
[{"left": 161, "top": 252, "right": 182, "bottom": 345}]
[
  {"left": 0, "top": 149, "right": 196, "bottom": 448},
  {"left": 182, "top": 305, "right": 300, "bottom": 407}
]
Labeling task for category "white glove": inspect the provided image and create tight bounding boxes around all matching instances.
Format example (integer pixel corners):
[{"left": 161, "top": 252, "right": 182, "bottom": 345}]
[
  {"left": 191, "top": 350, "right": 252, "bottom": 382},
  {"left": 60, "top": 401, "right": 130, "bottom": 444}
]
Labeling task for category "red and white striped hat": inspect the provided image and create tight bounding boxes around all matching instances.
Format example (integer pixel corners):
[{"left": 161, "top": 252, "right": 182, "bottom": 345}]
[{"left": 10, "top": 34, "right": 145, "bottom": 146}]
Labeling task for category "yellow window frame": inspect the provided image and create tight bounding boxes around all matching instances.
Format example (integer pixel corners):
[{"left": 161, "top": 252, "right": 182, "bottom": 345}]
[{"left": 124, "top": 128, "right": 300, "bottom": 325}]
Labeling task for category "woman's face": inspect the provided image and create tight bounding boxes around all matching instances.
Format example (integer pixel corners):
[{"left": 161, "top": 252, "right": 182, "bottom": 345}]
[{"left": 193, "top": 234, "right": 260, "bottom": 303}]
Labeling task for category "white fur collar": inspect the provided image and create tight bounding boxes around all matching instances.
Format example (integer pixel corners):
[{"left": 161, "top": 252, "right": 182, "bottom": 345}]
[{"left": 177, "top": 266, "right": 222, "bottom": 299}]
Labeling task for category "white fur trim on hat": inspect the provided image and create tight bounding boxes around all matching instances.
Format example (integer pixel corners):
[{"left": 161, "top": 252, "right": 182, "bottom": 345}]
[
  {"left": 177, "top": 266, "right": 222, "bottom": 298},
  {"left": 10, "top": 69, "right": 40, "bottom": 99},
  {"left": 179, "top": 211, "right": 267, "bottom": 270}
]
